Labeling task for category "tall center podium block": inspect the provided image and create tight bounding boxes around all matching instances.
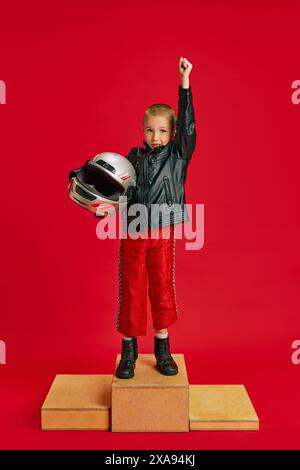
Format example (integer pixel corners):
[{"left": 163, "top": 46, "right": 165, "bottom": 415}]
[
  {"left": 41, "top": 375, "right": 112, "bottom": 430},
  {"left": 111, "top": 354, "right": 189, "bottom": 433}
]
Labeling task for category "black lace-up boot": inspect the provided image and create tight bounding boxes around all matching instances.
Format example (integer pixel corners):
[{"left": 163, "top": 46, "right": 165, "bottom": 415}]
[
  {"left": 154, "top": 336, "right": 178, "bottom": 375},
  {"left": 116, "top": 337, "right": 138, "bottom": 379}
]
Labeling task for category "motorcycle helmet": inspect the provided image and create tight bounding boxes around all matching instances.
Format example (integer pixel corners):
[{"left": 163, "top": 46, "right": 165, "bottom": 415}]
[{"left": 68, "top": 152, "right": 136, "bottom": 216}]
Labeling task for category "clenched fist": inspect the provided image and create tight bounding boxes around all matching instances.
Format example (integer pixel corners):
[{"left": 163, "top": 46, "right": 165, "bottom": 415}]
[{"left": 178, "top": 56, "right": 193, "bottom": 81}]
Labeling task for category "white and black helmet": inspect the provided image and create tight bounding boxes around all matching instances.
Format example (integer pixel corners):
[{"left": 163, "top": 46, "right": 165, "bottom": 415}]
[{"left": 68, "top": 152, "right": 136, "bottom": 216}]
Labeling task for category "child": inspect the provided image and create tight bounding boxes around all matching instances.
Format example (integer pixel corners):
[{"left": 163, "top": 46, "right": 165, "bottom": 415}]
[{"left": 116, "top": 56, "right": 196, "bottom": 378}]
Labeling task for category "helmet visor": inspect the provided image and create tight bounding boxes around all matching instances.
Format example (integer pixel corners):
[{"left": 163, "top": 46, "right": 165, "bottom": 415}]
[{"left": 77, "top": 163, "right": 124, "bottom": 201}]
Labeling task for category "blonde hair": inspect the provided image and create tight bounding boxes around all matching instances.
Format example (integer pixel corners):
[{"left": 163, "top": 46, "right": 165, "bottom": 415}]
[{"left": 143, "top": 103, "right": 177, "bottom": 135}]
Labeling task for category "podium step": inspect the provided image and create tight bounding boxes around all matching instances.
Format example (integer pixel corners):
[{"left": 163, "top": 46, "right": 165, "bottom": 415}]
[
  {"left": 40, "top": 365, "right": 259, "bottom": 432},
  {"left": 41, "top": 374, "right": 112, "bottom": 430},
  {"left": 189, "top": 385, "right": 259, "bottom": 431},
  {"left": 111, "top": 354, "right": 189, "bottom": 433}
]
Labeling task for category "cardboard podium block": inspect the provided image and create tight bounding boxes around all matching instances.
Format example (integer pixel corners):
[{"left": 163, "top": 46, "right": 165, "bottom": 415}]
[
  {"left": 41, "top": 375, "right": 112, "bottom": 430},
  {"left": 189, "top": 385, "right": 259, "bottom": 431},
  {"left": 111, "top": 354, "right": 189, "bottom": 433}
]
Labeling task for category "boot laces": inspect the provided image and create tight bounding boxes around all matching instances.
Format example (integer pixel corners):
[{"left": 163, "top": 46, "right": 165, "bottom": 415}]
[
  {"left": 156, "top": 338, "right": 171, "bottom": 359},
  {"left": 122, "top": 340, "right": 135, "bottom": 361}
]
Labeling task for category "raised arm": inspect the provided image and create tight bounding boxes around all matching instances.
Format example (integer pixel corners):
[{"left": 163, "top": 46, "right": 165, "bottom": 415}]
[{"left": 174, "top": 57, "right": 196, "bottom": 160}]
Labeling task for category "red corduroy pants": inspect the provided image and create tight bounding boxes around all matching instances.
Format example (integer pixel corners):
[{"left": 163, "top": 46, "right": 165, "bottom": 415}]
[{"left": 116, "top": 224, "right": 179, "bottom": 336}]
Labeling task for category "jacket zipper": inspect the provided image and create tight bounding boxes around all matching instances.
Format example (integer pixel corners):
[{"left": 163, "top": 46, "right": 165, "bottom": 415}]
[
  {"left": 143, "top": 154, "right": 149, "bottom": 205},
  {"left": 168, "top": 157, "right": 178, "bottom": 202},
  {"left": 163, "top": 176, "right": 173, "bottom": 206}
]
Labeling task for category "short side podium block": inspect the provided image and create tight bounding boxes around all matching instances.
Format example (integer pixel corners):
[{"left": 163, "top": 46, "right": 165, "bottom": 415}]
[
  {"left": 189, "top": 385, "right": 259, "bottom": 431},
  {"left": 41, "top": 375, "right": 112, "bottom": 430},
  {"left": 111, "top": 354, "right": 189, "bottom": 433}
]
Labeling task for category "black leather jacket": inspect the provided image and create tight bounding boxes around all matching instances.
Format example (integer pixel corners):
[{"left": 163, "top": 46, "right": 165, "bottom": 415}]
[
  {"left": 68, "top": 85, "right": 196, "bottom": 231},
  {"left": 123, "top": 85, "right": 196, "bottom": 232}
]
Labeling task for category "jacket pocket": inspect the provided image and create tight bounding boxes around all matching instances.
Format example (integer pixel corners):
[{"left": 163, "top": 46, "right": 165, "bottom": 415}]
[{"left": 163, "top": 176, "right": 173, "bottom": 207}]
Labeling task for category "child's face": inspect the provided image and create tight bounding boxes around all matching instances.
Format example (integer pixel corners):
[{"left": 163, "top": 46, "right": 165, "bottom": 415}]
[{"left": 143, "top": 115, "right": 175, "bottom": 150}]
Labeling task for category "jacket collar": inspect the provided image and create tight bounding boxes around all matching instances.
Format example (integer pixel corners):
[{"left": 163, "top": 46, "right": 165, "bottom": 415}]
[{"left": 142, "top": 140, "right": 173, "bottom": 155}]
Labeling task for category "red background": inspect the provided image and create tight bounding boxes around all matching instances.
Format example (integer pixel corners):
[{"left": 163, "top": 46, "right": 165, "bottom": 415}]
[{"left": 0, "top": 0, "right": 300, "bottom": 450}]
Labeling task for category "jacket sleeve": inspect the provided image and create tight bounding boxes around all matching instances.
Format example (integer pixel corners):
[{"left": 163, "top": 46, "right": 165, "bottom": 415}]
[
  {"left": 125, "top": 149, "right": 136, "bottom": 168},
  {"left": 174, "top": 85, "right": 196, "bottom": 160},
  {"left": 125, "top": 148, "right": 140, "bottom": 176}
]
